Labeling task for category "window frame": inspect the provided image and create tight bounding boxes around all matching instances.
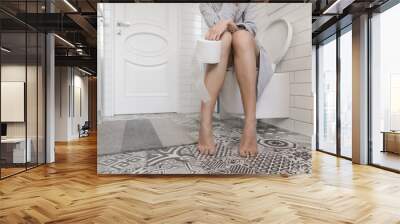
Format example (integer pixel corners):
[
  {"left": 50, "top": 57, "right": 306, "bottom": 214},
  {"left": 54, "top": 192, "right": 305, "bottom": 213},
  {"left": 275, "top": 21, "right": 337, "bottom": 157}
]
[{"left": 315, "top": 24, "right": 353, "bottom": 161}]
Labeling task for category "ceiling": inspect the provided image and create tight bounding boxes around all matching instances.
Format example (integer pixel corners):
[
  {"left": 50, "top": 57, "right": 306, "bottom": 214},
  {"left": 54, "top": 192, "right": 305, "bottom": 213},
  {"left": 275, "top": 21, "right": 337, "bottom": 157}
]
[{"left": 0, "top": 0, "right": 98, "bottom": 73}]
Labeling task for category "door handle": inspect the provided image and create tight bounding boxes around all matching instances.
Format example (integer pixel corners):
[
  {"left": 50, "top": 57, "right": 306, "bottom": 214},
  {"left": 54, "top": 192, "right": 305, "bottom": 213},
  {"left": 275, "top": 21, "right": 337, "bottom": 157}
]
[{"left": 117, "top": 22, "right": 131, "bottom": 27}]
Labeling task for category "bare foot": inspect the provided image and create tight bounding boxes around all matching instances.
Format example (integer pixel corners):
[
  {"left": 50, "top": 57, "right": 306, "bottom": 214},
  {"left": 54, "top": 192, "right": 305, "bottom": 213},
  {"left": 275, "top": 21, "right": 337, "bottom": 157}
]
[
  {"left": 239, "top": 119, "right": 258, "bottom": 157},
  {"left": 198, "top": 120, "right": 216, "bottom": 155}
]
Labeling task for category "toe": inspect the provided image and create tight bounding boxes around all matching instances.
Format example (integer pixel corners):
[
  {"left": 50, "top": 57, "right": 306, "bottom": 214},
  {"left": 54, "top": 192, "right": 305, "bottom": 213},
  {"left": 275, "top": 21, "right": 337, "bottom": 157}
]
[
  {"left": 198, "top": 145, "right": 205, "bottom": 154},
  {"left": 250, "top": 150, "right": 257, "bottom": 157},
  {"left": 209, "top": 147, "right": 215, "bottom": 155},
  {"left": 204, "top": 147, "right": 210, "bottom": 155},
  {"left": 210, "top": 144, "right": 217, "bottom": 155}
]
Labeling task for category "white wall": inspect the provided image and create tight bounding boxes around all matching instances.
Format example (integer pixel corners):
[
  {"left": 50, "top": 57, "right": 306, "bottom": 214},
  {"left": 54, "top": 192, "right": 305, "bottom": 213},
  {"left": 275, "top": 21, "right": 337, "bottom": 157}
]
[
  {"left": 256, "top": 4, "right": 313, "bottom": 136},
  {"left": 99, "top": 4, "right": 114, "bottom": 117},
  {"left": 1, "top": 65, "right": 42, "bottom": 137},
  {"left": 97, "top": 4, "right": 105, "bottom": 121},
  {"left": 1, "top": 66, "right": 26, "bottom": 138},
  {"left": 55, "top": 67, "right": 69, "bottom": 141},
  {"left": 55, "top": 67, "right": 89, "bottom": 141},
  {"left": 177, "top": 3, "right": 204, "bottom": 113},
  {"left": 72, "top": 74, "right": 89, "bottom": 138},
  {"left": 1, "top": 64, "right": 47, "bottom": 162}
]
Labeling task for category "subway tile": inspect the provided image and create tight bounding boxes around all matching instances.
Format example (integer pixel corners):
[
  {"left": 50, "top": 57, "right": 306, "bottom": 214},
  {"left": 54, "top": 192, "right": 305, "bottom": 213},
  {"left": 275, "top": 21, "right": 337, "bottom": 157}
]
[
  {"left": 284, "top": 44, "right": 312, "bottom": 60},
  {"left": 291, "top": 108, "right": 313, "bottom": 123},
  {"left": 290, "top": 72, "right": 295, "bottom": 82},
  {"left": 269, "top": 4, "right": 302, "bottom": 21},
  {"left": 277, "top": 56, "right": 312, "bottom": 72},
  {"left": 294, "top": 120, "right": 314, "bottom": 136},
  {"left": 290, "top": 83, "right": 313, "bottom": 96},
  {"left": 294, "top": 70, "right": 312, "bottom": 83},
  {"left": 255, "top": 3, "right": 286, "bottom": 16},
  {"left": 262, "top": 118, "right": 294, "bottom": 131},
  {"left": 293, "top": 96, "right": 314, "bottom": 110},
  {"left": 290, "top": 96, "right": 295, "bottom": 106},
  {"left": 292, "top": 17, "right": 312, "bottom": 34},
  {"left": 284, "top": 4, "right": 312, "bottom": 23},
  {"left": 291, "top": 30, "right": 312, "bottom": 46}
]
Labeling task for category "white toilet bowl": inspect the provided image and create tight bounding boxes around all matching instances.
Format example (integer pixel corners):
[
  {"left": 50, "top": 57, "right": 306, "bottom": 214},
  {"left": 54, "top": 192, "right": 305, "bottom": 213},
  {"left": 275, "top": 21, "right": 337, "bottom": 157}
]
[
  {"left": 260, "top": 18, "right": 293, "bottom": 72},
  {"left": 219, "top": 18, "right": 293, "bottom": 119}
]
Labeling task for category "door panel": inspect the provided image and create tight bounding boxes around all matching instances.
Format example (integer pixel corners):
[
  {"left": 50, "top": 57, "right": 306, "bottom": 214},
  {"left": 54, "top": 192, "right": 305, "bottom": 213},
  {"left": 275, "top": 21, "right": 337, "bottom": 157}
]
[{"left": 114, "top": 4, "right": 177, "bottom": 114}]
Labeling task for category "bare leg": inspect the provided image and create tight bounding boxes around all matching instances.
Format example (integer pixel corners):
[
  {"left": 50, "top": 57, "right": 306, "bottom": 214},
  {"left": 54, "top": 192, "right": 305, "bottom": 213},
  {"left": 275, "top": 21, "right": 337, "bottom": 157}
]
[
  {"left": 232, "top": 30, "right": 258, "bottom": 157},
  {"left": 198, "top": 32, "right": 232, "bottom": 155}
]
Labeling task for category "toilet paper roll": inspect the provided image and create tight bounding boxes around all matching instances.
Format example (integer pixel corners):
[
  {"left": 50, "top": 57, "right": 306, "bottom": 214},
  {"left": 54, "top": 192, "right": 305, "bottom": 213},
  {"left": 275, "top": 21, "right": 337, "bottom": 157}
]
[
  {"left": 195, "top": 39, "right": 221, "bottom": 64},
  {"left": 193, "top": 39, "right": 222, "bottom": 103}
]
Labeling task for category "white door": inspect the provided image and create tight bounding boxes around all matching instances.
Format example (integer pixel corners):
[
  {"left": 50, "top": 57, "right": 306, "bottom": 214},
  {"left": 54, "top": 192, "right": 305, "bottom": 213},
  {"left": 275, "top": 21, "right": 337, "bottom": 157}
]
[{"left": 114, "top": 4, "right": 178, "bottom": 114}]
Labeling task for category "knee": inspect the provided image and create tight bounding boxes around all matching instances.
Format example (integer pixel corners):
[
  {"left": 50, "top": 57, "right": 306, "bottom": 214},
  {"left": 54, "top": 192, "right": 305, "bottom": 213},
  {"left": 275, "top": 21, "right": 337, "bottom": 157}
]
[
  {"left": 220, "top": 32, "right": 232, "bottom": 56},
  {"left": 221, "top": 31, "right": 232, "bottom": 42},
  {"left": 232, "top": 30, "right": 254, "bottom": 54}
]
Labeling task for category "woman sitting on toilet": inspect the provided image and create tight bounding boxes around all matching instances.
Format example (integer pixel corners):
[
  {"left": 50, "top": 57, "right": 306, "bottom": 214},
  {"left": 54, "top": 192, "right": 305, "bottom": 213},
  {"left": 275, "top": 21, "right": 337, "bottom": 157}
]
[{"left": 198, "top": 3, "right": 259, "bottom": 157}]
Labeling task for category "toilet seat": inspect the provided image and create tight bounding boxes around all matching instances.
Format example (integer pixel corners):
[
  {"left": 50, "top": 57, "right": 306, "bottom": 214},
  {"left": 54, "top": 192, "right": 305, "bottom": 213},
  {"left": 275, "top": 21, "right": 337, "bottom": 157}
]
[{"left": 258, "top": 18, "right": 293, "bottom": 71}]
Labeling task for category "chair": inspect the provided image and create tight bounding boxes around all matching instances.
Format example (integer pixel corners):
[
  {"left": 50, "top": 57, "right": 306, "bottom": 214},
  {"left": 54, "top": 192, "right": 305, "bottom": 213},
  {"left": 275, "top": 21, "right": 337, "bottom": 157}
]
[{"left": 79, "top": 121, "right": 90, "bottom": 138}]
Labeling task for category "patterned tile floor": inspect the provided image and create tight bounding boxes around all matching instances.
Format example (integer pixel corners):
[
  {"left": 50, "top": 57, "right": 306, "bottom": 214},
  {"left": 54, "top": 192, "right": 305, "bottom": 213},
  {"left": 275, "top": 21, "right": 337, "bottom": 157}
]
[{"left": 98, "top": 114, "right": 311, "bottom": 175}]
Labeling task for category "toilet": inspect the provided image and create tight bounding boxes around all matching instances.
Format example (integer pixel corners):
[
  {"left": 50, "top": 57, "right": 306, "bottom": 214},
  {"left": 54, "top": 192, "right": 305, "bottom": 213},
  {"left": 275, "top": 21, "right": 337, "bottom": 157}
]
[{"left": 219, "top": 18, "right": 293, "bottom": 119}]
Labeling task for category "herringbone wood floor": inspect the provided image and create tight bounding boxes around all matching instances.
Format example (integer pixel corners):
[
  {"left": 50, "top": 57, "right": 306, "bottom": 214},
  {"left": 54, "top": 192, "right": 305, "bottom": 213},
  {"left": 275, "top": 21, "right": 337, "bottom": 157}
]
[{"left": 1, "top": 134, "right": 400, "bottom": 224}]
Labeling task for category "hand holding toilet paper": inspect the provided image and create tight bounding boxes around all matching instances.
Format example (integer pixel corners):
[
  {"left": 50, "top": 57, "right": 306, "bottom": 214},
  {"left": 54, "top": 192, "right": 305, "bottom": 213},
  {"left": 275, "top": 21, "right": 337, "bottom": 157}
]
[{"left": 193, "top": 39, "right": 222, "bottom": 103}]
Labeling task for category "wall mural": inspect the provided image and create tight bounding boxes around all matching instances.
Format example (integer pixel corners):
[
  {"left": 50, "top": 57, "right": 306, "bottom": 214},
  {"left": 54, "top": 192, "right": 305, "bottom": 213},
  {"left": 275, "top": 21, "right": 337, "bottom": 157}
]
[{"left": 97, "top": 3, "right": 313, "bottom": 175}]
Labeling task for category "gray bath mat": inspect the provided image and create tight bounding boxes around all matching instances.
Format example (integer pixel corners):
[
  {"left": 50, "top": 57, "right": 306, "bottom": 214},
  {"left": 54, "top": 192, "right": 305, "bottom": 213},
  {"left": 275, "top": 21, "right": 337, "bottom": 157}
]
[{"left": 98, "top": 117, "right": 197, "bottom": 155}]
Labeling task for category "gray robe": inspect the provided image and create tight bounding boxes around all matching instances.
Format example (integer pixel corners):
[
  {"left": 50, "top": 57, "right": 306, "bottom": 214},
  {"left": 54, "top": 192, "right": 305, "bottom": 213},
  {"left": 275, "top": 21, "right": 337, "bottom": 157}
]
[{"left": 199, "top": 3, "right": 273, "bottom": 99}]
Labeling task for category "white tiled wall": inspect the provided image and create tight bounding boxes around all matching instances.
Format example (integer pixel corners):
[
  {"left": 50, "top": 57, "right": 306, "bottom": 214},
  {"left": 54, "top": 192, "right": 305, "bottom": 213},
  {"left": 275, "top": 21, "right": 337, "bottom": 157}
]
[
  {"left": 255, "top": 3, "right": 314, "bottom": 137},
  {"left": 98, "top": 4, "right": 115, "bottom": 117},
  {"left": 177, "top": 3, "right": 204, "bottom": 113}
]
